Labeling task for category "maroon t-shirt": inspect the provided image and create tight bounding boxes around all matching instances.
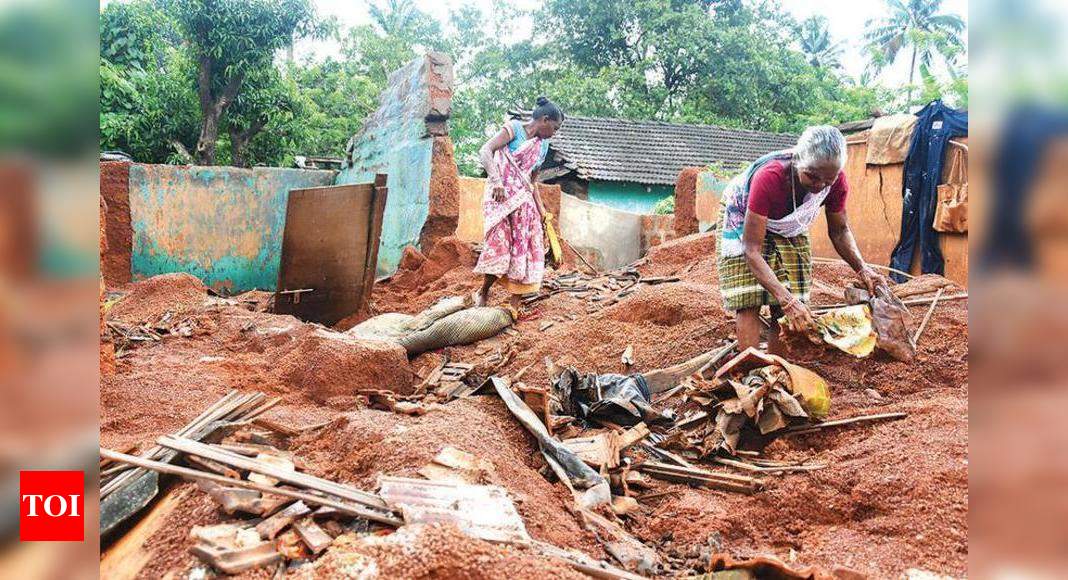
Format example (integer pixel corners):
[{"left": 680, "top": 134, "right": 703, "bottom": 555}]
[{"left": 747, "top": 160, "right": 848, "bottom": 219}]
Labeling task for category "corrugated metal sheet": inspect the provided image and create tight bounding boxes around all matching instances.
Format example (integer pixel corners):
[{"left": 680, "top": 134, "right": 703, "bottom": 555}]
[{"left": 377, "top": 476, "right": 530, "bottom": 544}]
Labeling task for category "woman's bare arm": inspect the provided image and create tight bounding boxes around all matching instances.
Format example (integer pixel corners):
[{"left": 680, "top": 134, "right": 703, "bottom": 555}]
[
  {"left": 827, "top": 209, "right": 886, "bottom": 292},
  {"left": 479, "top": 127, "right": 512, "bottom": 185}
]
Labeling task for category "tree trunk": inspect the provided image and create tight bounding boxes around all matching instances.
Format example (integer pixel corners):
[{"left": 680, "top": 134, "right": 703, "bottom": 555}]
[
  {"left": 906, "top": 45, "right": 917, "bottom": 106},
  {"left": 193, "top": 54, "right": 245, "bottom": 166},
  {"left": 228, "top": 117, "right": 267, "bottom": 169}
]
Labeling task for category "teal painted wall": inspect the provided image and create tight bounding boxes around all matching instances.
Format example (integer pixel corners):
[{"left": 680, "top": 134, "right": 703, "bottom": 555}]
[
  {"left": 586, "top": 181, "right": 674, "bottom": 214},
  {"left": 335, "top": 55, "right": 437, "bottom": 277},
  {"left": 128, "top": 164, "right": 336, "bottom": 293}
]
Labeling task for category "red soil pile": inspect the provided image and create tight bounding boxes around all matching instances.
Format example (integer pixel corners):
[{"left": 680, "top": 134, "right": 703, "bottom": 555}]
[
  {"left": 397, "top": 245, "right": 428, "bottom": 272},
  {"left": 100, "top": 161, "right": 132, "bottom": 287},
  {"left": 107, "top": 272, "right": 208, "bottom": 325},
  {"left": 272, "top": 328, "right": 414, "bottom": 400},
  {"left": 296, "top": 524, "right": 585, "bottom": 580},
  {"left": 673, "top": 167, "right": 701, "bottom": 237},
  {"left": 292, "top": 396, "right": 603, "bottom": 556},
  {"left": 100, "top": 229, "right": 968, "bottom": 577}
]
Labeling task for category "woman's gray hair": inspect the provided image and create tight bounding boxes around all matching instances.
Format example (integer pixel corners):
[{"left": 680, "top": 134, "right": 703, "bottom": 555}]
[{"left": 793, "top": 125, "right": 847, "bottom": 169}]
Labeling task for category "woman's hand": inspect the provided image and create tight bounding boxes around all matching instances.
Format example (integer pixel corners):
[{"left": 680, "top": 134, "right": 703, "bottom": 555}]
[
  {"left": 780, "top": 295, "right": 816, "bottom": 334},
  {"left": 857, "top": 264, "right": 888, "bottom": 294},
  {"left": 491, "top": 183, "right": 506, "bottom": 202}
]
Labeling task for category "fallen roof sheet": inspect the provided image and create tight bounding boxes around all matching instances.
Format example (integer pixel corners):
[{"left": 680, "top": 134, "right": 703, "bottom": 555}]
[{"left": 377, "top": 476, "right": 530, "bottom": 544}]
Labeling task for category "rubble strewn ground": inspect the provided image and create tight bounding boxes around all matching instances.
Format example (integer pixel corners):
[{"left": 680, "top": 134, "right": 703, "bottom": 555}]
[{"left": 100, "top": 232, "right": 967, "bottom": 578}]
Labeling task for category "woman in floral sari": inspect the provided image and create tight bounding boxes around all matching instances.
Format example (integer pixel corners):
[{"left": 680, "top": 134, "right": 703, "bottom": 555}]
[{"left": 472, "top": 96, "right": 564, "bottom": 310}]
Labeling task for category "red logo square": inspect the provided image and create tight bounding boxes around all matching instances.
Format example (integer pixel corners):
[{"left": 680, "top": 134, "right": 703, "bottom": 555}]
[{"left": 19, "top": 471, "right": 84, "bottom": 541}]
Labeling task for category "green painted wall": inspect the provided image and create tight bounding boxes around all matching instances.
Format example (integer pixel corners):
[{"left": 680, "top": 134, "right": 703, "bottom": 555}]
[
  {"left": 128, "top": 164, "right": 337, "bottom": 293},
  {"left": 335, "top": 55, "right": 438, "bottom": 277},
  {"left": 586, "top": 181, "right": 674, "bottom": 214}
]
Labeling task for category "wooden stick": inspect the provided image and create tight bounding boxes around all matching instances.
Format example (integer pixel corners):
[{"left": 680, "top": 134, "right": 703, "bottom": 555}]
[
  {"left": 911, "top": 287, "right": 945, "bottom": 348},
  {"left": 102, "top": 390, "right": 247, "bottom": 497},
  {"left": 812, "top": 292, "right": 967, "bottom": 313},
  {"left": 639, "top": 461, "right": 760, "bottom": 485},
  {"left": 158, "top": 436, "right": 387, "bottom": 510},
  {"left": 714, "top": 457, "right": 826, "bottom": 474},
  {"left": 99, "top": 448, "right": 401, "bottom": 526},
  {"left": 785, "top": 412, "right": 907, "bottom": 435},
  {"left": 563, "top": 239, "right": 599, "bottom": 274},
  {"left": 810, "top": 257, "right": 915, "bottom": 280}
]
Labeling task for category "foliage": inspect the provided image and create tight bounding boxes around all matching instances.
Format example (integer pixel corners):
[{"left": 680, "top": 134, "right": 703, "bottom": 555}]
[
  {"left": 652, "top": 195, "right": 675, "bottom": 215},
  {"left": 864, "top": 0, "right": 966, "bottom": 102},
  {"left": 98, "top": 0, "right": 966, "bottom": 170},
  {"left": 798, "top": 16, "right": 844, "bottom": 71}
]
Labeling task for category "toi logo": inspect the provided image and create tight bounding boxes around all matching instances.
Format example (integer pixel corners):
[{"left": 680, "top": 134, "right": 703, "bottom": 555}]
[{"left": 19, "top": 471, "right": 84, "bottom": 541}]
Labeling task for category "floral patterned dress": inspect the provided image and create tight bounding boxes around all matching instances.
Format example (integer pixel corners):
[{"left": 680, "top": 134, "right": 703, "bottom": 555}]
[{"left": 472, "top": 123, "right": 547, "bottom": 295}]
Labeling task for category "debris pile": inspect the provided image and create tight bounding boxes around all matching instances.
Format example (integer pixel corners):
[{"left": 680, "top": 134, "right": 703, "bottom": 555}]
[{"left": 100, "top": 230, "right": 969, "bottom": 578}]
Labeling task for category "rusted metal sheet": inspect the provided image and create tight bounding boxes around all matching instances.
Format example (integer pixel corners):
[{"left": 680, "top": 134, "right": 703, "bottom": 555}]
[
  {"left": 377, "top": 476, "right": 530, "bottom": 544},
  {"left": 274, "top": 175, "right": 388, "bottom": 325}
]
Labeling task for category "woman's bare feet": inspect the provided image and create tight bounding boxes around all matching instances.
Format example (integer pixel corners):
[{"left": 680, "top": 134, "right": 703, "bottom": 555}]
[{"left": 472, "top": 290, "right": 488, "bottom": 307}]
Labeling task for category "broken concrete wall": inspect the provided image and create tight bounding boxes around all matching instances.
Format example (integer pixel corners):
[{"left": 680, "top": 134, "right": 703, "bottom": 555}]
[
  {"left": 101, "top": 161, "right": 132, "bottom": 286},
  {"left": 559, "top": 194, "right": 644, "bottom": 270},
  {"left": 694, "top": 171, "right": 725, "bottom": 231},
  {"left": 335, "top": 53, "right": 454, "bottom": 276},
  {"left": 420, "top": 136, "right": 461, "bottom": 252},
  {"left": 640, "top": 214, "right": 676, "bottom": 254},
  {"left": 673, "top": 168, "right": 700, "bottom": 237},
  {"left": 455, "top": 177, "right": 485, "bottom": 243},
  {"left": 127, "top": 164, "right": 336, "bottom": 293}
]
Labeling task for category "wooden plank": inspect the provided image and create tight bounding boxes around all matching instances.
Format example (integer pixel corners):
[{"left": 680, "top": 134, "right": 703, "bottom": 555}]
[
  {"left": 274, "top": 178, "right": 388, "bottom": 325},
  {"left": 156, "top": 436, "right": 388, "bottom": 510},
  {"left": 100, "top": 448, "right": 401, "bottom": 526}
]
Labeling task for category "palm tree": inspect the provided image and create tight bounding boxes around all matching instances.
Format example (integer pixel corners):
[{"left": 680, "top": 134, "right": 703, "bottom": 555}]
[
  {"left": 368, "top": 0, "right": 419, "bottom": 37},
  {"left": 864, "top": 0, "right": 965, "bottom": 102},
  {"left": 799, "top": 16, "right": 844, "bottom": 71}
]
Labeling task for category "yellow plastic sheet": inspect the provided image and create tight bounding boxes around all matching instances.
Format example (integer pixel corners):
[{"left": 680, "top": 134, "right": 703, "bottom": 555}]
[{"left": 815, "top": 304, "right": 877, "bottom": 358}]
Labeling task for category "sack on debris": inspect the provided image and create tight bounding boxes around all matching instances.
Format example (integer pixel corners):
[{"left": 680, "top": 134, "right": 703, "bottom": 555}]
[
  {"left": 398, "top": 307, "right": 515, "bottom": 355},
  {"left": 348, "top": 296, "right": 515, "bottom": 356},
  {"left": 553, "top": 369, "right": 671, "bottom": 427}
]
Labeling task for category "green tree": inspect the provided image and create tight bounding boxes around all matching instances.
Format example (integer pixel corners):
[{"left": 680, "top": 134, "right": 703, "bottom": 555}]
[
  {"left": 164, "top": 0, "right": 320, "bottom": 165},
  {"left": 799, "top": 15, "right": 844, "bottom": 71},
  {"left": 864, "top": 0, "right": 965, "bottom": 102}
]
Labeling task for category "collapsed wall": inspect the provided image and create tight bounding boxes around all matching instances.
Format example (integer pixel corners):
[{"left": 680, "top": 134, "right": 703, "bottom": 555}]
[
  {"left": 336, "top": 53, "right": 457, "bottom": 275},
  {"left": 123, "top": 164, "right": 336, "bottom": 293}
]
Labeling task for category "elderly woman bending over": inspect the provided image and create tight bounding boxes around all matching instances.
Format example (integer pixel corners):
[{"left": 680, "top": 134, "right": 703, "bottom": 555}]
[{"left": 717, "top": 125, "right": 887, "bottom": 354}]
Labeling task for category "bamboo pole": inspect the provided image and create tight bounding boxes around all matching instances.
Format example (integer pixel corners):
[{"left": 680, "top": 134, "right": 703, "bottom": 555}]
[{"left": 911, "top": 287, "right": 945, "bottom": 348}]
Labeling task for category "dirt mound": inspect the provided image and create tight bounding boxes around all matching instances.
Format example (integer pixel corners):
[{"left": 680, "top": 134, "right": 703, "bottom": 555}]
[
  {"left": 641, "top": 231, "right": 718, "bottom": 272},
  {"left": 390, "top": 237, "right": 478, "bottom": 291},
  {"left": 397, "top": 245, "right": 428, "bottom": 272},
  {"left": 296, "top": 524, "right": 585, "bottom": 580},
  {"left": 292, "top": 396, "right": 602, "bottom": 555},
  {"left": 107, "top": 273, "right": 208, "bottom": 325},
  {"left": 271, "top": 327, "right": 414, "bottom": 401},
  {"left": 603, "top": 282, "right": 721, "bottom": 326}
]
